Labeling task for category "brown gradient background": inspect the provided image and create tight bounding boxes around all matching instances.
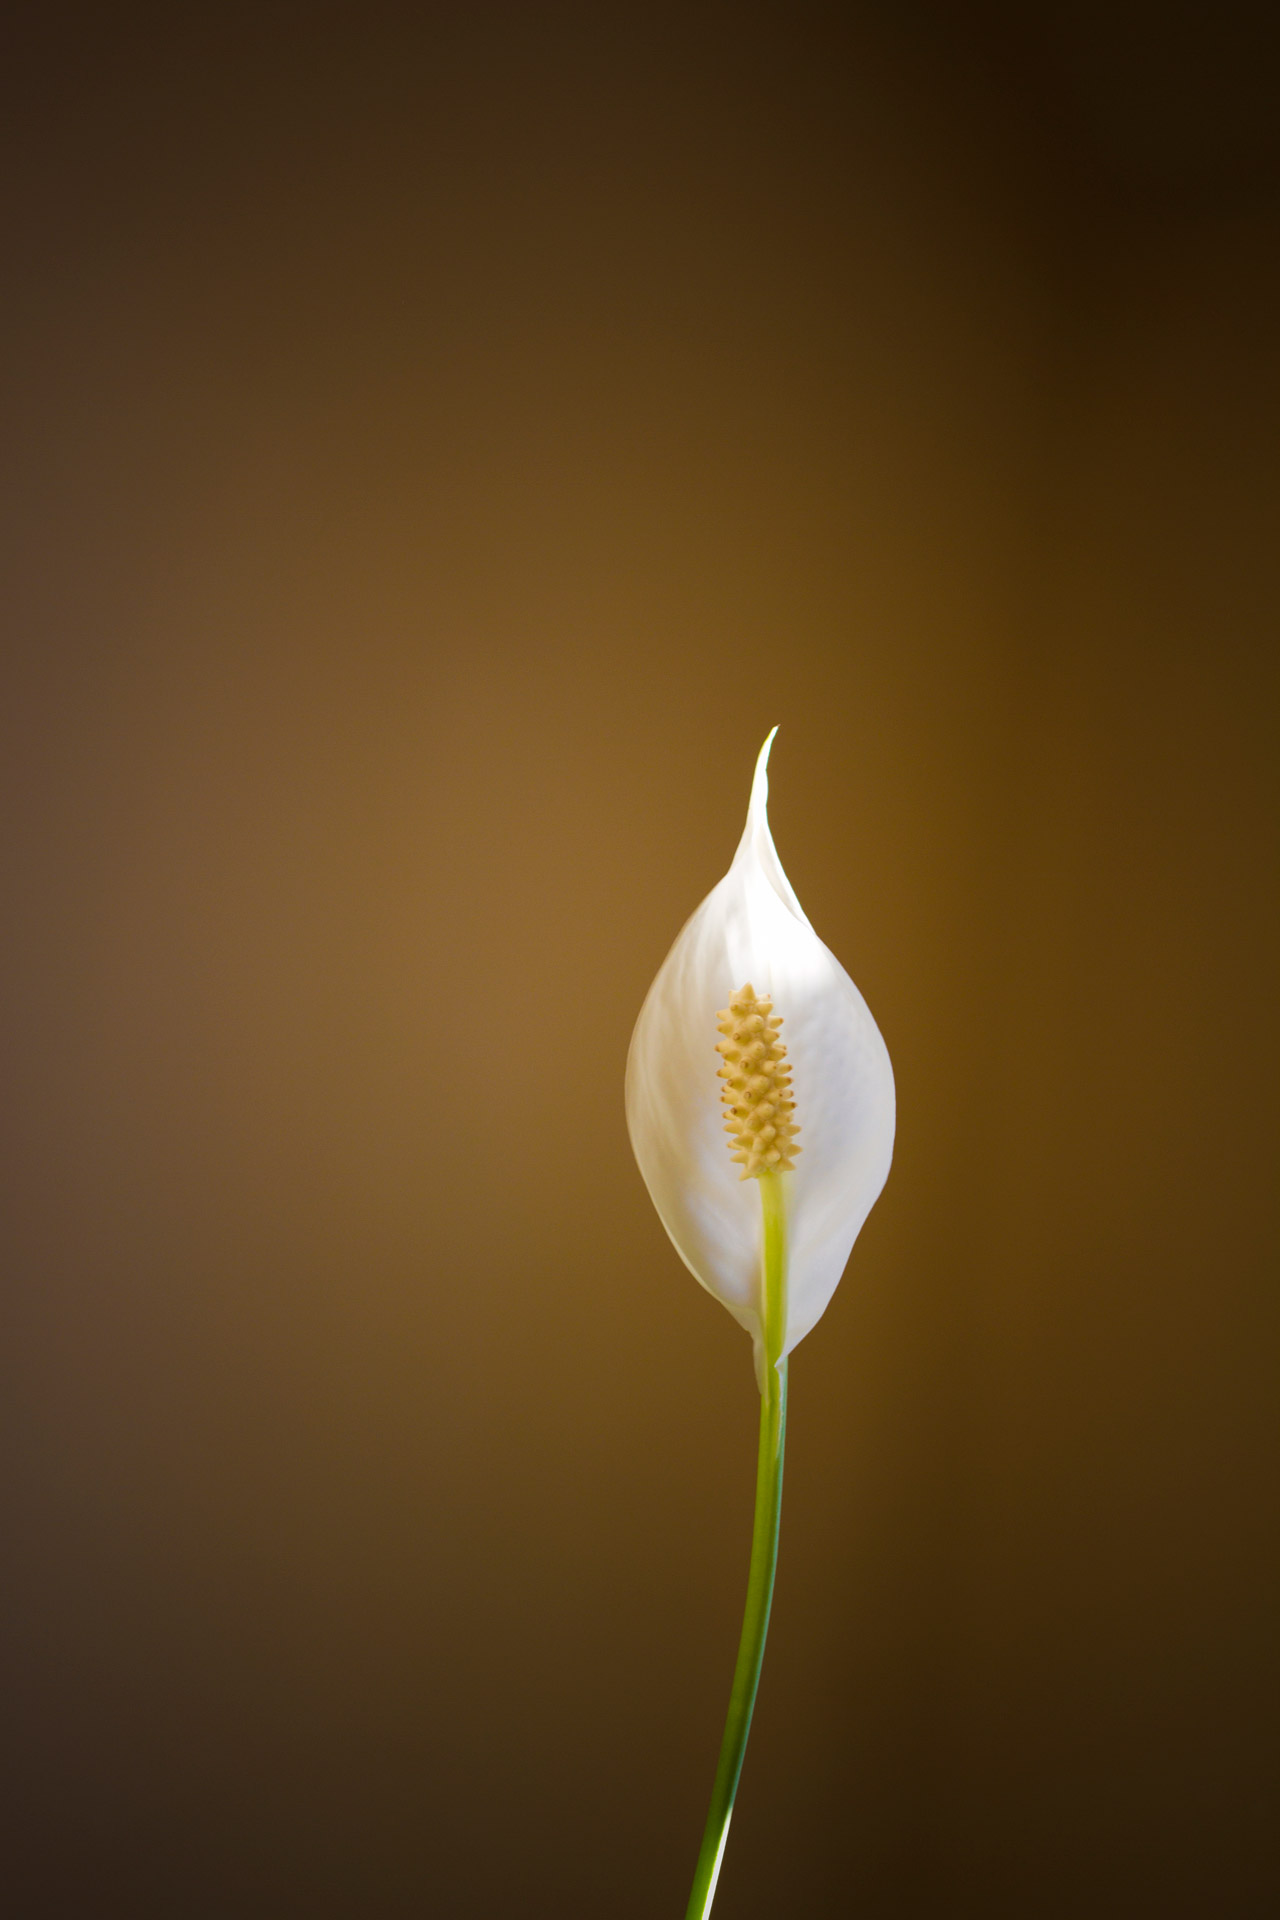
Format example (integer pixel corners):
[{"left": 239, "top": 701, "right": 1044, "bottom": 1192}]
[{"left": 2, "top": 4, "right": 1277, "bottom": 1915}]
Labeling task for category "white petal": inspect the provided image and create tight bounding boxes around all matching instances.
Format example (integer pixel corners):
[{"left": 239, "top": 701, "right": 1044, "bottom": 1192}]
[{"left": 626, "top": 731, "right": 895, "bottom": 1367}]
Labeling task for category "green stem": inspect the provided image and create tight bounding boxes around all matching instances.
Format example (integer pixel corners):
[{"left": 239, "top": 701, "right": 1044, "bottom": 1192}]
[{"left": 683, "top": 1174, "right": 789, "bottom": 1920}]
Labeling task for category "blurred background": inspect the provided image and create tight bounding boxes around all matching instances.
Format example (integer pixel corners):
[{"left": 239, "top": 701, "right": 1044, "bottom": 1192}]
[{"left": 2, "top": 3, "right": 1276, "bottom": 1914}]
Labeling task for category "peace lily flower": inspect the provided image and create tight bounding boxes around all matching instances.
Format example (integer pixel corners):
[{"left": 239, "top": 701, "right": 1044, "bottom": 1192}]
[
  {"left": 625, "top": 729, "right": 894, "bottom": 1920},
  {"left": 627, "top": 728, "right": 895, "bottom": 1377}
]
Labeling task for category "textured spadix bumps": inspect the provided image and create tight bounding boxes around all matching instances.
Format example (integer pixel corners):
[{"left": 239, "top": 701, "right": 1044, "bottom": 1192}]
[
  {"left": 626, "top": 732, "right": 895, "bottom": 1373},
  {"left": 716, "top": 986, "right": 800, "bottom": 1178}
]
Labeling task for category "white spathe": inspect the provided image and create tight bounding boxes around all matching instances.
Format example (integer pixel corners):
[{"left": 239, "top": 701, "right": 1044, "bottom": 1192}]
[{"left": 625, "top": 731, "right": 895, "bottom": 1376}]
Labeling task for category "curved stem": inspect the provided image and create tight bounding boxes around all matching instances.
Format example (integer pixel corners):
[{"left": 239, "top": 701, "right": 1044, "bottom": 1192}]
[{"left": 684, "top": 1175, "right": 789, "bottom": 1920}]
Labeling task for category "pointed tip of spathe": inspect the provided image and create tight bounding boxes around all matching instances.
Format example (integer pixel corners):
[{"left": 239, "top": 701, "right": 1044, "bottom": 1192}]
[
  {"left": 749, "top": 726, "right": 780, "bottom": 822},
  {"left": 736, "top": 723, "right": 810, "bottom": 925}
]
